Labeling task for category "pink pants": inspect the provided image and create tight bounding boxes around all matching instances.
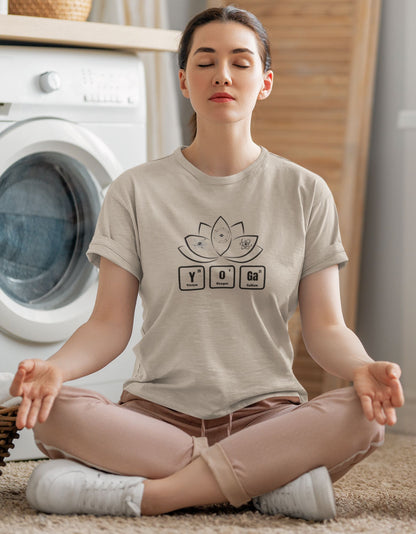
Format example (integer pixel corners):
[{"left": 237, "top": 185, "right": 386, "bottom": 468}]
[{"left": 33, "top": 386, "right": 384, "bottom": 507}]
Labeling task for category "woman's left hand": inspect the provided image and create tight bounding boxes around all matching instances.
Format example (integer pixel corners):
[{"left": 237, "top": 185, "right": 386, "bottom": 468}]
[{"left": 353, "top": 361, "right": 404, "bottom": 426}]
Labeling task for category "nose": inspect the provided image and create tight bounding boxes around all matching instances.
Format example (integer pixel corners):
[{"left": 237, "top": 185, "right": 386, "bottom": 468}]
[{"left": 213, "top": 64, "right": 231, "bottom": 86}]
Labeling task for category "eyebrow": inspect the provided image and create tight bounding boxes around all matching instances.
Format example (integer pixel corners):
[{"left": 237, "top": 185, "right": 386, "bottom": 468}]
[{"left": 193, "top": 47, "right": 254, "bottom": 56}]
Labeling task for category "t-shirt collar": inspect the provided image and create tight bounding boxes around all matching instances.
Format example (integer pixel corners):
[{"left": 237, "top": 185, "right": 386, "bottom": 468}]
[{"left": 174, "top": 146, "right": 267, "bottom": 185}]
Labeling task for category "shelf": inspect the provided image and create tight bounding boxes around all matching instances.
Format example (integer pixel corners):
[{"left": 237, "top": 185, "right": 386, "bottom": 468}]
[{"left": 0, "top": 14, "right": 181, "bottom": 52}]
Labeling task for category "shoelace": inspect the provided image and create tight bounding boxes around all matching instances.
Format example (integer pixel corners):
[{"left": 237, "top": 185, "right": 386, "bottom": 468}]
[{"left": 82, "top": 474, "right": 140, "bottom": 515}]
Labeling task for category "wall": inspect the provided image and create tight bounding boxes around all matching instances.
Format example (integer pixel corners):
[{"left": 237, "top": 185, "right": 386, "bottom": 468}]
[
  {"left": 357, "top": 0, "right": 415, "bottom": 434},
  {"left": 167, "top": 0, "right": 206, "bottom": 145}
]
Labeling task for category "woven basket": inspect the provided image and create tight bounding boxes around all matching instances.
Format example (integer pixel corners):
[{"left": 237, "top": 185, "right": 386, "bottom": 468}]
[
  {"left": 0, "top": 405, "right": 20, "bottom": 475},
  {"left": 8, "top": 0, "right": 92, "bottom": 21}
]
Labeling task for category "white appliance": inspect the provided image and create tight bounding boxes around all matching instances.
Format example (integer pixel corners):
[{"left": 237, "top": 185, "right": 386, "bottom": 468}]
[{"left": 0, "top": 45, "right": 146, "bottom": 459}]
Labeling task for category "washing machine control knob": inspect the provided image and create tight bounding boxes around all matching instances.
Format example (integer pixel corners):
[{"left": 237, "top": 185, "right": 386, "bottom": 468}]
[{"left": 39, "top": 71, "right": 61, "bottom": 93}]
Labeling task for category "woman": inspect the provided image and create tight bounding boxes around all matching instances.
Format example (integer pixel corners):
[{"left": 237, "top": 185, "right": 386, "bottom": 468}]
[{"left": 9, "top": 6, "right": 403, "bottom": 520}]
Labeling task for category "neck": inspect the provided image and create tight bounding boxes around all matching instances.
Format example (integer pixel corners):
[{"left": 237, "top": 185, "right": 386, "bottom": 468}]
[{"left": 183, "top": 121, "right": 261, "bottom": 176}]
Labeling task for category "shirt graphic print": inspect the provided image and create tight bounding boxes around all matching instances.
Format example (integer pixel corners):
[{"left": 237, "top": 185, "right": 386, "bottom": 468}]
[{"left": 178, "top": 216, "right": 266, "bottom": 291}]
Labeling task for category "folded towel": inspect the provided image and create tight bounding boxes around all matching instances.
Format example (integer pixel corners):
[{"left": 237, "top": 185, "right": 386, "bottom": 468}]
[{"left": 0, "top": 372, "right": 21, "bottom": 407}]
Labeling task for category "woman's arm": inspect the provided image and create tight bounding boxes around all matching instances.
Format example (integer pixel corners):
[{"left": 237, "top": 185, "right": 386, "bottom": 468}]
[
  {"left": 298, "top": 265, "right": 372, "bottom": 380},
  {"left": 10, "top": 258, "right": 139, "bottom": 429},
  {"left": 298, "top": 265, "right": 404, "bottom": 425},
  {"left": 48, "top": 257, "right": 139, "bottom": 382}
]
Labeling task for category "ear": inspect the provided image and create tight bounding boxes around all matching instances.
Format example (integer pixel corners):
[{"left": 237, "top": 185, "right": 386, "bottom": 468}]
[
  {"left": 258, "top": 70, "right": 273, "bottom": 101},
  {"left": 179, "top": 69, "right": 190, "bottom": 99}
]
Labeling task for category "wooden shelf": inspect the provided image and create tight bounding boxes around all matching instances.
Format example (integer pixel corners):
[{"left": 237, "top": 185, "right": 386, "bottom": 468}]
[{"left": 0, "top": 14, "right": 181, "bottom": 52}]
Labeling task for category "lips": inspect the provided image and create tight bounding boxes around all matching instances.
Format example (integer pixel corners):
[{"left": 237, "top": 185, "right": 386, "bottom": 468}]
[{"left": 209, "top": 92, "right": 235, "bottom": 102}]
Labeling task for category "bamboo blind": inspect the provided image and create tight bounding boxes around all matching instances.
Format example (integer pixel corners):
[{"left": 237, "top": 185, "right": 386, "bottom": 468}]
[{"left": 214, "top": 0, "right": 382, "bottom": 397}]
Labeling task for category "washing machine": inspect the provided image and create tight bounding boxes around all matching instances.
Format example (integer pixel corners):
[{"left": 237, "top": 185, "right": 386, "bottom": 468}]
[{"left": 0, "top": 45, "right": 146, "bottom": 459}]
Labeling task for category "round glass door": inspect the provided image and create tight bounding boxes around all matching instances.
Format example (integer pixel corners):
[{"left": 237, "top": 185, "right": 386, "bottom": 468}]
[
  {"left": 0, "top": 118, "right": 123, "bottom": 342},
  {"left": 0, "top": 151, "right": 100, "bottom": 310}
]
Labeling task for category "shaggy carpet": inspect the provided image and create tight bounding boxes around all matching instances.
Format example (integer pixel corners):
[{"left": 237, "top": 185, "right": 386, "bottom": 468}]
[{"left": 0, "top": 432, "right": 415, "bottom": 534}]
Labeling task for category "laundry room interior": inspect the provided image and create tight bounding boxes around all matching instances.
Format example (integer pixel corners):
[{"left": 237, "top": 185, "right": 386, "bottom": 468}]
[{"left": 0, "top": 0, "right": 415, "bottom": 467}]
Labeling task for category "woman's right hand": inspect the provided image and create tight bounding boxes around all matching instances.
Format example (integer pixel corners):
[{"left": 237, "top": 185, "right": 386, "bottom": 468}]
[{"left": 10, "top": 359, "right": 63, "bottom": 430}]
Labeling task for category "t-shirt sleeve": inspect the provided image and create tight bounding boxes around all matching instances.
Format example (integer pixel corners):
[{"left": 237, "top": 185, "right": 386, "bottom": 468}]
[
  {"left": 301, "top": 180, "right": 349, "bottom": 279},
  {"left": 86, "top": 176, "right": 143, "bottom": 281}
]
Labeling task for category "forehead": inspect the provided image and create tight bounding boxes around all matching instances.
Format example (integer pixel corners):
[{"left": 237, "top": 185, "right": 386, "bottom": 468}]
[{"left": 190, "top": 21, "right": 260, "bottom": 55}]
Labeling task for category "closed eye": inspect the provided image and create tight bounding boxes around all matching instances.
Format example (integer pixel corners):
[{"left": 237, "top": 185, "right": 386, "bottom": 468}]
[{"left": 197, "top": 64, "right": 249, "bottom": 69}]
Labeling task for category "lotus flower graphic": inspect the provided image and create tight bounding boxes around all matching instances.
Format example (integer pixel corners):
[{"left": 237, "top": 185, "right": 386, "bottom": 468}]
[{"left": 178, "top": 216, "right": 263, "bottom": 263}]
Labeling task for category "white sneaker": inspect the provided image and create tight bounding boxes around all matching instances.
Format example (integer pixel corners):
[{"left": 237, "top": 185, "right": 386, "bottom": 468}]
[
  {"left": 252, "top": 466, "right": 336, "bottom": 521},
  {"left": 26, "top": 459, "right": 146, "bottom": 516}
]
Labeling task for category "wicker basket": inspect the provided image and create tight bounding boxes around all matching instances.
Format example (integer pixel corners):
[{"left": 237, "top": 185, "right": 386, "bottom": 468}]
[
  {"left": 8, "top": 0, "right": 92, "bottom": 21},
  {"left": 0, "top": 405, "right": 20, "bottom": 475}
]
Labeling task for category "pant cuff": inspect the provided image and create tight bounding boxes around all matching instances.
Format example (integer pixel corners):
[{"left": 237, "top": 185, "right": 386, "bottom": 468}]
[
  {"left": 200, "top": 443, "right": 251, "bottom": 507},
  {"left": 191, "top": 436, "right": 209, "bottom": 460}
]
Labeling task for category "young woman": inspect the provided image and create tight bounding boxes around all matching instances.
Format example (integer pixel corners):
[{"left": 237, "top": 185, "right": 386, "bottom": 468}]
[{"left": 9, "top": 6, "right": 404, "bottom": 521}]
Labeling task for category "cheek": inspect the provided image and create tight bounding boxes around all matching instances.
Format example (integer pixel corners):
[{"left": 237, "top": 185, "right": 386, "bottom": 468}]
[
  {"left": 188, "top": 79, "right": 213, "bottom": 110},
  {"left": 242, "top": 68, "right": 265, "bottom": 94},
  {"left": 185, "top": 73, "right": 205, "bottom": 97},
  {"left": 244, "top": 78, "right": 264, "bottom": 103}
]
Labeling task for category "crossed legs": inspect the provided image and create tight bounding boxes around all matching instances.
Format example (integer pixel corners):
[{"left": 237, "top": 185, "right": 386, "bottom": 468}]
[{"left": 33, "top": 386, "right": 384, "bottom": 515}]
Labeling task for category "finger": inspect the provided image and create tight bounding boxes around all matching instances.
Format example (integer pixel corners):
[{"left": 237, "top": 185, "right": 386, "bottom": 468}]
[
  {"left": 386, "top": 363, "right": 401, "bottom": 380},
  {"left": 360, "top": 395, "right": 375, "bottom": 421},
  {"left": 369, "top": 362, "right": 391, "bottom": 385},
  {"left": 26, "top": 397, "right": 42, "bottom": 430},
  {"left": 9, "top": 367, "right": 26, "bottom": 397},
  {"left": 373, "top": 400, "right": 387, "bottom": 425},
  {"left": 10, "top": 360, "right": 38, "bottom": 397},
  {"left": 382, "top": 399, "right": 397, "bottom": 426},
  {"left": 37, "top": 394, "right": 56, "bottom": 424},
  {"left": 16, "top": 396, "right": 32, "bottom": 430},
  {"left": 18, "top": 359, "right": 37, "bottom": 376},
  {"left": 371, "top": 361, "right": 400, "bottom": 386},
  {"left": 390, "top": 378, "right": 405, "bottom": 408}
]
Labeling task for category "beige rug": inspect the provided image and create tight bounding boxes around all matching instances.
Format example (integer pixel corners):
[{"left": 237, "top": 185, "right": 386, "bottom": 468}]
[{"left": 0, "top": 432, "right": 415, "bottom": 534}]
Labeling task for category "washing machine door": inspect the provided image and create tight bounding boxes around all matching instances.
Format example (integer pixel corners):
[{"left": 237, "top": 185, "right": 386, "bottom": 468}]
[{"left": 0, "top": 118, "right": 123, "bottom": 342}]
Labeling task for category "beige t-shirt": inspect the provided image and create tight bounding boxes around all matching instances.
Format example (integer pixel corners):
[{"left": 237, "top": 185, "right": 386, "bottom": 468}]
[{"left": 87, "top": 147, "right": 348, "bottom": 418}]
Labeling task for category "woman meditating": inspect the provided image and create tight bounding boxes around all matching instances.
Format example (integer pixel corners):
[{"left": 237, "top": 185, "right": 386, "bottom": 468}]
[{"left": 9, "top": 6, "right": 404, "bottom": 520}]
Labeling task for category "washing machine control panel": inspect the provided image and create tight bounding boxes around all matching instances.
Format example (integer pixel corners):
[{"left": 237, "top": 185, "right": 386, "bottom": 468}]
[
  {"left": 0, "top": 46, "right": 146, "bottom": 122},
  {"left": 81, "top": 67, "right": 139, "bottom": 105}
]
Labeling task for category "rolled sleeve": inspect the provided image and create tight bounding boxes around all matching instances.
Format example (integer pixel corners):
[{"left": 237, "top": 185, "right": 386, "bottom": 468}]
[
  {"left": 301, "top": 182, "right": 349, "bottom": 279},
  {"left": 86, "top": 174, "right": 142, "bottom": 281}
]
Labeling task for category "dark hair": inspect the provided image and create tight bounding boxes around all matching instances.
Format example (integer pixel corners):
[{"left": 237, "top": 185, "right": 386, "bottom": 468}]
[{"left": 178, "top": 6, "right": 272, "bottom": 140}]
